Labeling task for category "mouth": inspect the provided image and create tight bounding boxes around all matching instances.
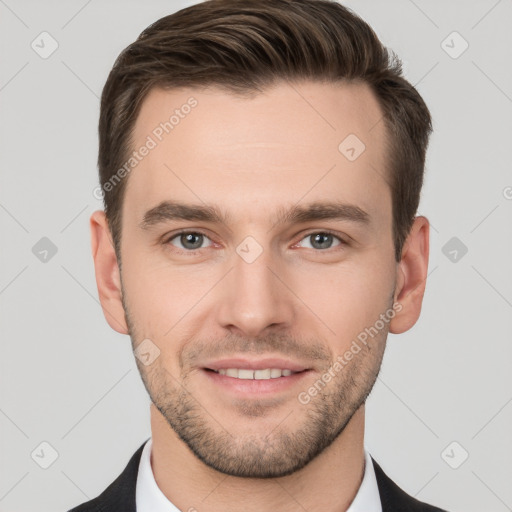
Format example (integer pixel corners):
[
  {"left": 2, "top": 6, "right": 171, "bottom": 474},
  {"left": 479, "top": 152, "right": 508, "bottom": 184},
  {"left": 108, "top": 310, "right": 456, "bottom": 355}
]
[
  {"left": 200, "top": 368, "right": 312, "bottom": 400},
  {"left": 204, "top": 368, "right": 305, "bottom": 379},
  {"left": 199, "top": 358, "right": 312, "bottom": 396}
]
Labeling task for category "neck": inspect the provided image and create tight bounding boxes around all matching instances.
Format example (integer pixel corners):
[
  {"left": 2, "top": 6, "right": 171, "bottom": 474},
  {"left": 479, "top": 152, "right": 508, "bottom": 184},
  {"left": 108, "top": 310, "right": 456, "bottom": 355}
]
[{"left": 149, "top": 403, "right": 366, "bottom": 512}]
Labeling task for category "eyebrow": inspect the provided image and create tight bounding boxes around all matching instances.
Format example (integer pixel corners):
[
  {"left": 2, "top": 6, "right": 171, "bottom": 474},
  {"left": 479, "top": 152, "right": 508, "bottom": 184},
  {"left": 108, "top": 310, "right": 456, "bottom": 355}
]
[{"left": 139, "top": 200, "right": 371, "bottom": 230}]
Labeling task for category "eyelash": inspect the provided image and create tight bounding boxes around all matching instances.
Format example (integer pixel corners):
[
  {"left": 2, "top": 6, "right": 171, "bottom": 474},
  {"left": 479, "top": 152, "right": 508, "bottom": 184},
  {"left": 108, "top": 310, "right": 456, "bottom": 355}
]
[{"left": 163, "top": 229, "right": 348, "bottom": 254}]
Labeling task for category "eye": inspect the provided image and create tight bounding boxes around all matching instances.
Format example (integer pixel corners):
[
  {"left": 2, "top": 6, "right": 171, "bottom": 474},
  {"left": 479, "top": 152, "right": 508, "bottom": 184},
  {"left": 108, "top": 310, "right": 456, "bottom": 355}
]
[
  {"left": 166, "top": 231, "right": 213, "bottom": 251},
  {"left": 296, "top": 231, "right": 344, "bottom": 250},
  {"left": 164, "top": 230, "right": 346, "bottom": 253}
]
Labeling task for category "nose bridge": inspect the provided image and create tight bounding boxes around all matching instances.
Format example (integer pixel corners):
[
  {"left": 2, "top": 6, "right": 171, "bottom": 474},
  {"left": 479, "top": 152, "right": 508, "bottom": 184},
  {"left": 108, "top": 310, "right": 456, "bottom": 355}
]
[{"left": 217, "top": 240, "right": 293, "bottom": 336}]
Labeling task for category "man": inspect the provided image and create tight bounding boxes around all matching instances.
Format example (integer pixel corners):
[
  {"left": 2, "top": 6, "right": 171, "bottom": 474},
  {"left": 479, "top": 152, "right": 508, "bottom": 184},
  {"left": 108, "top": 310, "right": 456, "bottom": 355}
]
[{"left": 69, "top": 0, "right": 448, "bottom": 510}]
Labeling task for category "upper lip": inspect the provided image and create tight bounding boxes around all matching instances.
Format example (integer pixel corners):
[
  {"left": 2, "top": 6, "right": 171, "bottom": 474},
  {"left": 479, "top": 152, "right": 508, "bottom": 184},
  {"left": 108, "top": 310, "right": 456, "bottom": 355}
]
[{"left": 202, "top": 357, "right": 309, "bottom": 372}]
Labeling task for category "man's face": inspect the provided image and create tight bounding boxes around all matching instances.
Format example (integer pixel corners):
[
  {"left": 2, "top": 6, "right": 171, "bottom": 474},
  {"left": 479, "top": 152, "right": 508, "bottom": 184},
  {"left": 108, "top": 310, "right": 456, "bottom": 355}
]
[{"left": 118, "top": 81, "right": 397, "bottom": 477}]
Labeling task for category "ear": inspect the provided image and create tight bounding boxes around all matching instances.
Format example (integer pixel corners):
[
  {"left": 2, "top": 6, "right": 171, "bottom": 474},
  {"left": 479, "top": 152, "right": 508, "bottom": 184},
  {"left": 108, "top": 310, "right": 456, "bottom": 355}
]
[
  {"left": 389, "top": 216, "right": 430, "bottom": 334},
  {"left": 90, "top": 210, "right": 129, "bottom": 334}
]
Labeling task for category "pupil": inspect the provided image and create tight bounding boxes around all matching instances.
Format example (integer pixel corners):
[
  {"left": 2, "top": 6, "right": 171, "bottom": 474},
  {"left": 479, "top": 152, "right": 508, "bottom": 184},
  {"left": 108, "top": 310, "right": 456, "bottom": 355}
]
[
  {"left": 182, "top": 233, "right": 202, "bottom": 249},
  {"left": 312, "top": 233, "right": 332, "bottom": 249}
]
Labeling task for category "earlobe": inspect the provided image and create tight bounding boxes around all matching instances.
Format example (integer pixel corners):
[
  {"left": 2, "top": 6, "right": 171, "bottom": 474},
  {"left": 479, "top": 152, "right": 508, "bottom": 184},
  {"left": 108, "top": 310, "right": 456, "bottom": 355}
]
[
  {"left": 90, "top": 210, "right": 129, "bottom": 335},
  {"left": 389, "top": 216, "right": 430, "bottom": 334}
]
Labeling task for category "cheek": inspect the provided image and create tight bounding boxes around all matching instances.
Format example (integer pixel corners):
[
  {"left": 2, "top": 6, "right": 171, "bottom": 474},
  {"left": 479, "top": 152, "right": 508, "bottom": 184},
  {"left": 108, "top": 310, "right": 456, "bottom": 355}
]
[
  {"left": 120, "top": 251, "right": 215, "bottom": 336},
  {"left": 290, "top": 256, "right": 396, "bottom": 344},
  {"left": 120, "top": 229, "right": 396, "bottom": 346}
]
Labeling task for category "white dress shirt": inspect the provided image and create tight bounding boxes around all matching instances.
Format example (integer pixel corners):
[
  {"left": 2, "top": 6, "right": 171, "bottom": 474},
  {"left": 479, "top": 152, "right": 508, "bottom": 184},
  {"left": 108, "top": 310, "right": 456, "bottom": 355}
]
[{"left": 136, "top": 438, "right": 382, "bottom": 512}]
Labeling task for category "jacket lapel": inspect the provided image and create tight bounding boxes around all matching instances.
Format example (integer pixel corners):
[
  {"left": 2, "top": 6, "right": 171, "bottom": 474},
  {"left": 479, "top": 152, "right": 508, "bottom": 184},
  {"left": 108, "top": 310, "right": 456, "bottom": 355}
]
[
  {"left": 68, "top": 439, "right": 147, "bottom": 512},
  {"left": 70, "top": 443, "right": 447, "bottom": 512},
  {"left": 371, "top": 456, "right": 447, "bottom": 512}
]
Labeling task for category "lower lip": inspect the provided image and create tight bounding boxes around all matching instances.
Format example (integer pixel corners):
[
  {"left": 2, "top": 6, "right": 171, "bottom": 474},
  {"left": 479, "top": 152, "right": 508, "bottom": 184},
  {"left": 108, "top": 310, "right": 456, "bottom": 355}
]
[{"left": 201, "top": 369, "right": 311, "bottom": 396}]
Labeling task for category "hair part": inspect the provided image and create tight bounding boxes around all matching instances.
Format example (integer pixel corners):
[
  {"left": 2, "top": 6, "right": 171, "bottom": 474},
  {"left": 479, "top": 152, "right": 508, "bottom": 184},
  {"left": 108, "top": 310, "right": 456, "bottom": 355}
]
[{"left": 98, "top": 0, "right": 432, "bottom": 263}]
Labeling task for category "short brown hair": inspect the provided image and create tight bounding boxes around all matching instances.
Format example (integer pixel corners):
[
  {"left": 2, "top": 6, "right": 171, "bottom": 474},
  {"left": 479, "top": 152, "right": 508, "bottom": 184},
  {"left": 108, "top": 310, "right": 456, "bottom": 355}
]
[{"left": 98, "top": 0, "right": 432, "bottom": 262}]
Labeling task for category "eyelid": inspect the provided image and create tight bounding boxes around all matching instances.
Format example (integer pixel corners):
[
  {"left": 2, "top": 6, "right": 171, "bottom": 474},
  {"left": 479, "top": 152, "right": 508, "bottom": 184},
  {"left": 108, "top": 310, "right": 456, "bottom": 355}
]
[
  {"left": 164, "top": 229, "right": 215, "bottom": 249},
  {"left": 292, "top": 229, "right": 348, "bottom": 248},
  {"left": 163, "top": 228, "right": 348, "bottom": 252}
]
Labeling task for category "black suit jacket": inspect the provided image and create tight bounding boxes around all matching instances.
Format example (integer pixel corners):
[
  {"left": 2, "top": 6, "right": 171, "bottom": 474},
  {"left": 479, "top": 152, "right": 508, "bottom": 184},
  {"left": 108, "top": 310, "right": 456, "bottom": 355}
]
[{"left": 68, "top": 440, "right": 448, "bottom": 512}]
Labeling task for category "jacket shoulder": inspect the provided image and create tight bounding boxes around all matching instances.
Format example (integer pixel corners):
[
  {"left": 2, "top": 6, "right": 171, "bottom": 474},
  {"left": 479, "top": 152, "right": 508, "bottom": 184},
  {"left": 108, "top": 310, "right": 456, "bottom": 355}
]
[
  {"left": 67, "top": 440, "right": 148, "bottom": 512},
  {"left": 372, "top": 457, "right": 449, "bottom": 512}
]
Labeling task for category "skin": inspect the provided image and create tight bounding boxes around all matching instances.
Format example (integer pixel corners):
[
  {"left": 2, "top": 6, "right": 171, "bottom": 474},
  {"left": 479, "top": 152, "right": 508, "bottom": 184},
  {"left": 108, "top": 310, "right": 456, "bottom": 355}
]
[{"left": 90, "top": 80, "right": 429, "bottom": 512}]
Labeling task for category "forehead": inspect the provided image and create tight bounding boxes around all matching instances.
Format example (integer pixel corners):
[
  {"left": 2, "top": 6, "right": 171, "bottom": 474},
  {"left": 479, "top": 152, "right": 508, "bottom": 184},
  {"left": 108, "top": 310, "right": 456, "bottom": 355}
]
[{"left": 125, "top": 81, "right": 390, "bottom": 226}]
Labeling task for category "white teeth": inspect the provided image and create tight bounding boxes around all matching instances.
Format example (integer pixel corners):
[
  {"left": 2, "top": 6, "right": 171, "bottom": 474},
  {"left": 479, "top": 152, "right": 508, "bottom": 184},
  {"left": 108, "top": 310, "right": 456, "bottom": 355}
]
[
  {"left": 254, "top": 369, "right": 271, "bottom": 379},
  {"left": 213, "top": 368, "right": 298, "bottom": 379},
  {"left": 238, "top": 369, "right": 254, "bottom": 380}
]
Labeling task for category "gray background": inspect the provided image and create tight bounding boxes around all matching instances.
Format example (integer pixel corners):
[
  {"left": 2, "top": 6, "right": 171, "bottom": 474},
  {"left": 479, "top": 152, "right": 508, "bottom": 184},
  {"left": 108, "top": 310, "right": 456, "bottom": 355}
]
[{"left": 1, "top": 1, "right": 511, "bottom": 511}]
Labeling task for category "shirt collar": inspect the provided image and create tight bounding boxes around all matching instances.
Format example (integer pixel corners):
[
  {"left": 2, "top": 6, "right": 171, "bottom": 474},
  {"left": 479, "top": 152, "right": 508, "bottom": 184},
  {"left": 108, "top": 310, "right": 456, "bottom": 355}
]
[{"left": 136, "top": 438, "right": 382, "bottom": 512}]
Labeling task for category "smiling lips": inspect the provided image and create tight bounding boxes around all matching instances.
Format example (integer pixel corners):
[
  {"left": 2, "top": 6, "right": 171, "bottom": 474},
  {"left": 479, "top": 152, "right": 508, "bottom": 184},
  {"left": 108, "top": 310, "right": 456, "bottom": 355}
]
[
  {"left": 203, "top": 357, "right": 310, "bottom": 380},
  {"left": 211, "top": 368, "right": 300, "bottom": 379}
]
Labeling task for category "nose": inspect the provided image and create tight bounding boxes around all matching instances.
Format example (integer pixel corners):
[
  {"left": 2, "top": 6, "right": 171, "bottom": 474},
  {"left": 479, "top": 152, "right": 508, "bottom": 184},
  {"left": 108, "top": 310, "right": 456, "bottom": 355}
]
[{"left": 216, "top": 246, "right": 295, "bottom": 338}]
